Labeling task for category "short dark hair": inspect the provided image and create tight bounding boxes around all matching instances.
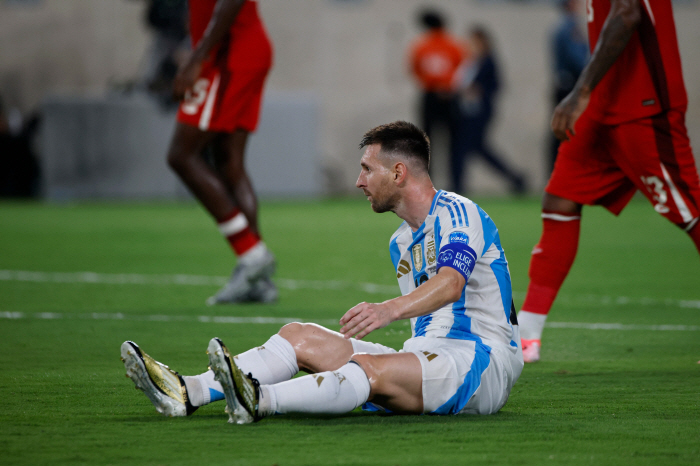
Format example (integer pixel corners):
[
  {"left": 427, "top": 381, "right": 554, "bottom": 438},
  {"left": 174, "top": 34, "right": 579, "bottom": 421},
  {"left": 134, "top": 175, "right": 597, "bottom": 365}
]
[
  {"left": 419, "top": 9, "right": 445, "bottom": 30},
  {"left": 359, "top": 121, "right": 430, "bottom": 172}
]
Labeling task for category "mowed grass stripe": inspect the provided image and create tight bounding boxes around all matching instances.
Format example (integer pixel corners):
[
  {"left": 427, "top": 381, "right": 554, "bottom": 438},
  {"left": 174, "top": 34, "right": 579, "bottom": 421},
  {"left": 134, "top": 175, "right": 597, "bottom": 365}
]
[
  {"left": 2, "top": 311, "right": 700, "bottom": 332},
  {"left": 1, "top": 268, "right": 699, "bottom": 309}
]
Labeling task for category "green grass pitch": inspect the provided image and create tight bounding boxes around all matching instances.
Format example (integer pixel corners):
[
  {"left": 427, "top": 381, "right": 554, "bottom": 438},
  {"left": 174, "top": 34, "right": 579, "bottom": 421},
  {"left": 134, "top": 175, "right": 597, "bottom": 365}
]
[{"left": 1, "top": 197, "right": 699, "bottom": 465}]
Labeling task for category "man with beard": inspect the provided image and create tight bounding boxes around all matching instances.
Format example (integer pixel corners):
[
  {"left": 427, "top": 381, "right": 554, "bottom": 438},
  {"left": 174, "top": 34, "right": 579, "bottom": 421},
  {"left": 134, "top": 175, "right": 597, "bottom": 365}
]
[{"left": 121, "top": 121, "right": 523, "bottom": 423}]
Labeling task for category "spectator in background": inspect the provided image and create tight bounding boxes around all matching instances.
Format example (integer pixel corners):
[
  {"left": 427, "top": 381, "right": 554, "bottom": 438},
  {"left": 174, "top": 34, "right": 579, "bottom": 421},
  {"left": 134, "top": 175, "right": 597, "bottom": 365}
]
[
  {"left": 138, "top": 0, "right": 189, "bottom": 107},
  {"left": 451, "top": 26, "right": 526, "bottom": 195},
  {"left": 408, "top": 8, "right": 465, "bottom": 173},
  {"left": 548, "top": 0, "right": 588, "bottom": 173},
  {"left": 0, "top": 96, "right": 40, "bottom": 198}
]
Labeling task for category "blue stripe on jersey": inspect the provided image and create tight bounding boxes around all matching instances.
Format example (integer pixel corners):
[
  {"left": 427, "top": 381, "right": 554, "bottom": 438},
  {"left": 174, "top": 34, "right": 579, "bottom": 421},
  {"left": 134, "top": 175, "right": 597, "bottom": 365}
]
[
  {"left": 414, "top": 314, "right": 432, "bottom": 337},
  {"left": 431, "top": 342, "right": 492, "bottom": 414},
  {"left": 442, "top": 196, "right": 469, "bottom": 228},
  {"left": 434, "top": 216, "right": 442, "bottom": 252},
  {"left": 437, "top": 201, "right": 458, "bottom": 228},
  {"left": 429, "top": 190, "right": 444, "bottom": 215},
  {"left": 389, "top": 235, "right": 401, "bottom": 271},
  {"left": 411, "top": 222, "right": 425, "bottom": 242},
  {"left": 459, "top": 202, "right": 469, "bottom": 226},
  {"left": 477, "top": 204, "right": 498, "bottom": 256},
  {"left": 446, "top": 287, "right": 470, "bottom": 340},
  {"left": 453, "top": 202, "right": 465, "bottom": 227},
  {"left": 489, "top": 231, "right": 513, "bottom": 323}
]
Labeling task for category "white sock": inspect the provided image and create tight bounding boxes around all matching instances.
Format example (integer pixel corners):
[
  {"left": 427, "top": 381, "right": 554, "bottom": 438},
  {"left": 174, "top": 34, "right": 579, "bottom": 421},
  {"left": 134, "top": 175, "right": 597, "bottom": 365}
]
[
  {"left": 239, "top": 242, "right": 268, "bottom": 265},
  {"left": 234, "top": 334, "right": 298, "bottom": 385},
  {"left": 518, "top": 310, "right": 548, "bottom": 341},
  {"left": 261, "top": 362, "right": 370, "bottom": 416},
  {"left": 182, "top": 370, "right": 224, "bottom": 407}
]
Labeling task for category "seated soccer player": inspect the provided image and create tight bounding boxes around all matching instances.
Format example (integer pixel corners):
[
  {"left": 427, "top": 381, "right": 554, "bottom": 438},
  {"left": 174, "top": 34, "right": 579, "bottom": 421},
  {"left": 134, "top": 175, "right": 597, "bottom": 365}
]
[{"left": 121, "top": 121, "right": 523, "bottom": 422}]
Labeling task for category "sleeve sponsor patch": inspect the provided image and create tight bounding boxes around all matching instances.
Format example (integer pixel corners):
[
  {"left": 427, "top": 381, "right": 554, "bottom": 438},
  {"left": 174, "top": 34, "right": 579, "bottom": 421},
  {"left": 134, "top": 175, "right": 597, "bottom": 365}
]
[
  {"left": 448, "top": 231, "right": 469, "bottom": 245},
  {"left": 437, "top": 242, "right": 477, "bottom": 283}
]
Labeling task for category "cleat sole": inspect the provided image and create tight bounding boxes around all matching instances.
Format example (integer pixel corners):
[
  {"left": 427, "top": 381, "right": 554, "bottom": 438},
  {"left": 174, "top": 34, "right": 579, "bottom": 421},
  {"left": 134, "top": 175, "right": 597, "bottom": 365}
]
[
  {"left": 120, "top": 341, "right": 187, "bottom": 417},
  {"left": 207, "top": 338, "right": 254, "bottom": 424}
]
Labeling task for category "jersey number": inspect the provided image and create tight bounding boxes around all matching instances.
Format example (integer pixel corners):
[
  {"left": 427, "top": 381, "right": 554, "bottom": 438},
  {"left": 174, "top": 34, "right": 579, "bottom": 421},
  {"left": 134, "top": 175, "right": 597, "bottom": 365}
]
[
  {"left": 641, "top": 176, "right": 670, "bottom": 214},
  {"left": 586, "top": 0, "right": 594, "bottom": 22},
  {"left": 181, "top": 78, "right": 210, "bottom": 115}
]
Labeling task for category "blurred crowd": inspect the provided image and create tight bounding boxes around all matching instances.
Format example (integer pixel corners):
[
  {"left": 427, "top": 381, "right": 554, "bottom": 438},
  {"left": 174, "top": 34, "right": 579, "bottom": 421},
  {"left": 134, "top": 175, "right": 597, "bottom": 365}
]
[{"left": 408, "top": 2, "right": 587, "bottom": 195}]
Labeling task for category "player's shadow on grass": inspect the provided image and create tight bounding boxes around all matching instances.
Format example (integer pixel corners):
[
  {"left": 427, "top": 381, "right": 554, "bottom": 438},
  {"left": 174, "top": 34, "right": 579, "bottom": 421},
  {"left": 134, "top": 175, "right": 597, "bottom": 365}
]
[{"left": 119, "top": 410, "right": 518, "bottom": 426}]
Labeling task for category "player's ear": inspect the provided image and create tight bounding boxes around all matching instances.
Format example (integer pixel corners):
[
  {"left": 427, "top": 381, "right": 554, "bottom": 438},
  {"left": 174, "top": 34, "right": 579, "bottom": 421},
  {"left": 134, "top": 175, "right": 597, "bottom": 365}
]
[{"left": 393, "top": 162, "right": 408, "bottom": 185}]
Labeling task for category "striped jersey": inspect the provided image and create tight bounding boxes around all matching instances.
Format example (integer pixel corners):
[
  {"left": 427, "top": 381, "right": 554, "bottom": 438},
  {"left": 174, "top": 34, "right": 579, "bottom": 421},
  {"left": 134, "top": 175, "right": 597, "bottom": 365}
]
[{"left": 390, "top": 190, "right": 517, "bottom": 348}]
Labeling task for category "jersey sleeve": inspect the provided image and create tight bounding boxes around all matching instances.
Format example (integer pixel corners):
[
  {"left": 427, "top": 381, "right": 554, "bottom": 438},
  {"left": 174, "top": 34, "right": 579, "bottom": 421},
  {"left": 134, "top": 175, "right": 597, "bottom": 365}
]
[{"left": 435, "top": 201, "right": 493, "bottom": 284}]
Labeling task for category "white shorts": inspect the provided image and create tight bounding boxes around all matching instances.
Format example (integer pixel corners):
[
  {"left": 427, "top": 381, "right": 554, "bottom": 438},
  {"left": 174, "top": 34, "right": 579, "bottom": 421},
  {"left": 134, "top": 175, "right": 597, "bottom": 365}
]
[{"left": 351, "top": 329, "right": 523, "bottom": 415}]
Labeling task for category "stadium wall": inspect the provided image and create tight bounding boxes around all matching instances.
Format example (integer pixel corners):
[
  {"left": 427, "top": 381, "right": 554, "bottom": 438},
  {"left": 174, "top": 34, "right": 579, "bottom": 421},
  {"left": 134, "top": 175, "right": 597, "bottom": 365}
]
[{"left": 1, "top": 0, "right": 699, "bottom": 197}]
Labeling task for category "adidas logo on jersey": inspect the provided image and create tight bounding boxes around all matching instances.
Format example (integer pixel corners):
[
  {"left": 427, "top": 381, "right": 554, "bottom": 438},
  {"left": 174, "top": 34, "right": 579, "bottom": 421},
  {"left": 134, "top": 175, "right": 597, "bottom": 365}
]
[{"left": 396, "top": 259, "right": 411, "bottom": 278}]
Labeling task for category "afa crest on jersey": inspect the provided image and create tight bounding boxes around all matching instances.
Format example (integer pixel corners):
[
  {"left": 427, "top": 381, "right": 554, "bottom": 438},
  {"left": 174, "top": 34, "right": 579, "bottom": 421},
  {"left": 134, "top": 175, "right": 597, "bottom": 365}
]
[
  {"left": 426, "top": 233, "right": 436, "bottom": 265},
  {"left": 412, "top": 243, "right": 424, "bottom": 272}
]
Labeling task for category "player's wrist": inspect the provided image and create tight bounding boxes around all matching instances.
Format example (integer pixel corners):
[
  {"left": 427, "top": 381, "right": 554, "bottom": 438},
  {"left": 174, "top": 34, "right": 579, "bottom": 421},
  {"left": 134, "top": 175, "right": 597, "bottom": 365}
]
[
  {"left": 382, "top": 298, "right": 403, "bottom": 323},
  {"left": 574, "top": 83, "right": 592, "bottom": 100}
]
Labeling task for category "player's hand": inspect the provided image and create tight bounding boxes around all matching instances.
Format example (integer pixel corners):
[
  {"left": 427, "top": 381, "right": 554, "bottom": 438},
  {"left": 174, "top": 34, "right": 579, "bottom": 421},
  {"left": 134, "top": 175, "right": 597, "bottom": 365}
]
[
  {"left": 551, "top": 88, "right": 590, "bottom": 141},
  {"left": 339, "top": 301, "right": 396, "bottom": 340},
  {"left": 173, "top": 55, "right": 203, "bottom": 101}
]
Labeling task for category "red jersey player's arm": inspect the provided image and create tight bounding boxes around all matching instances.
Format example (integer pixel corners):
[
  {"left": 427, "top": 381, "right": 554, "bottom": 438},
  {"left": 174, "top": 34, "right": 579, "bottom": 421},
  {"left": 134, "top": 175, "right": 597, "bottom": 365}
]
[
  {"left": 551, "top": 0, "right": 641, "bottom": 141},
  {"left": 173, "top": 0, "right": 246, "bottom": 100}
]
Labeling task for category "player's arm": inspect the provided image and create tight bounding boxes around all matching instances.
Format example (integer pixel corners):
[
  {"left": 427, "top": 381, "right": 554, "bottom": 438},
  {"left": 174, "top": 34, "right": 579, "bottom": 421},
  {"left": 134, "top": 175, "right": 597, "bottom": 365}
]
[
  {"left": 551, "top": 0, "right": 641, "bottom": 141},
  {"left": 173, "top": 0, "right": 245, "bottom": 100},
  {"left": 339, "top": 267, "right": 465, "bottom": 340}
]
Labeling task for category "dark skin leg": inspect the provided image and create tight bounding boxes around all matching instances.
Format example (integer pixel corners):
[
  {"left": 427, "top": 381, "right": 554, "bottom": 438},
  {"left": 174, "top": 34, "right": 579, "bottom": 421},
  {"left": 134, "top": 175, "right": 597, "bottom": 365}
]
[
  {"left": 542, "top": 192, "right": 582, "bottom": 214},
  {"left": 214, "top": 129, "right": 259, "bottom": 235},
  {"left": 167, "top": 123, "right": 260, "bottom": 235}
]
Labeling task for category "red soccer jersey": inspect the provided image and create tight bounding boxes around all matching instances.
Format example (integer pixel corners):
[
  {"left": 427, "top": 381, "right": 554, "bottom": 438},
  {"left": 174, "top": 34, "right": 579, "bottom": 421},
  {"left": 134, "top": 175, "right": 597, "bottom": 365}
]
[
  {"left": 188, "top": 0, "right": 272, "bottom": 70},
  {"left": 586, "top": 0, "right": 687, "bottom": 124}
]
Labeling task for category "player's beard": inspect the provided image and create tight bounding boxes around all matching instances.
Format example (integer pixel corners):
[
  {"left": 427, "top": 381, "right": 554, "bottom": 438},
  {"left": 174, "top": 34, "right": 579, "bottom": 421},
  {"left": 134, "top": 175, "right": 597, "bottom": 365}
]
[{"left": 368, "top": 188, "right": 400, "bottom": 213}]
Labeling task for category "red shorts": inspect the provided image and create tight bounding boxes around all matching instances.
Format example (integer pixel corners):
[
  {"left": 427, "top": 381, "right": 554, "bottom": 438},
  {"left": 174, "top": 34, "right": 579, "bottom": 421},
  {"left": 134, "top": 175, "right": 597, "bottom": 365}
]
[
  {"left": 176, "top": 61, "right": 269, "bottom": 133},
  {"left": 547, "top": 108, "right": 700, "bottom": 229}
]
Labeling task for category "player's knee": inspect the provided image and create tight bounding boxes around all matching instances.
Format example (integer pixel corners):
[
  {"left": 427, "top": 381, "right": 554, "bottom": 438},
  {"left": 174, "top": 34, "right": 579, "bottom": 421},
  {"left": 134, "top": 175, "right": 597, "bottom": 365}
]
[
  {"left": 166, "top": 147, "right": 187, "bottom": 173},
  {"left": 349, "top": 354, "right": 379, "bottom": 394},
  {"left": 542, "top": 192, "right": 581, "bottom": 214},
  {"left": 277, "top": 322, "right": 304, "bottom": 345},
  {"left": 277, "top": 322, "right": 324, "bottom": 354}
]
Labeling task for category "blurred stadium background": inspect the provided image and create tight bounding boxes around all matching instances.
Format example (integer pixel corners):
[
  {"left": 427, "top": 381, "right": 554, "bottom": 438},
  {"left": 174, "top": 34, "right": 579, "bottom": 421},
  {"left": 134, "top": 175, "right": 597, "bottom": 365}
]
[
  {"left": 2, "top": 0, "right": 699, "bottom": 200},
  {"left": 2, "top": 2, "right": 700, "bottom": 464}
]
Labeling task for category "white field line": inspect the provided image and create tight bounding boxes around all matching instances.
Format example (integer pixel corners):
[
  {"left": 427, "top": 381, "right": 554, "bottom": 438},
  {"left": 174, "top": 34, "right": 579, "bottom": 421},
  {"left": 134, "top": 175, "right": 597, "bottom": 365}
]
[
  {"left": 0, "top": 311, "right": 699, "bottom": 332},
  {"left": 0, "top": 311, "right": 339, "bottom": 326},
  {"left": 0, "top": 269, "right": 398, "bottom": 295},
  {"left": 1, "top": 269, "right": 699, "bottom": 309}
]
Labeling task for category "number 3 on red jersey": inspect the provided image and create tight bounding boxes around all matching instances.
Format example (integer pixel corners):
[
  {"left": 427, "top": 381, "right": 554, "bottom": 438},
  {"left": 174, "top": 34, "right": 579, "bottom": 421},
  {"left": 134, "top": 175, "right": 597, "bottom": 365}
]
[{"left": 181, "top": 79, "right": 210, "bottom": 115}]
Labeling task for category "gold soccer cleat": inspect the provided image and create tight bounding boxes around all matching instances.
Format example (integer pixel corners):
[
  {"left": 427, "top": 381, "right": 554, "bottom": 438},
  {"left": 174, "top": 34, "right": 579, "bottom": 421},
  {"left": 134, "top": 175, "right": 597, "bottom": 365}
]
[
  {"left": 207, "top": 337, "right": 260, "bottom": 424},
  {"left": 120, "top": 341, "right": 197, "bottom": 417}
]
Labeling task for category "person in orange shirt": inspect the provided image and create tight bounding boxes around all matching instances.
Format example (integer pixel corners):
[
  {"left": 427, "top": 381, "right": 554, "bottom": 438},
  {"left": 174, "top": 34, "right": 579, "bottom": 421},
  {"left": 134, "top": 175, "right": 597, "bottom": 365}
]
[{"left": 409, "top": 9, "right": 466, "bottom": 171}]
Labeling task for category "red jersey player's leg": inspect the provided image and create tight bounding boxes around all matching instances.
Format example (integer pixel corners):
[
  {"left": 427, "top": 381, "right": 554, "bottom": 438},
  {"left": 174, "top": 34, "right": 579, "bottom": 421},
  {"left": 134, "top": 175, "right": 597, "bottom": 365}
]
[
  {"left": 170, "top": 43, "right": 275, "bottom": 305},
  {"left": 518, "top": 112, "right": 638, "bottom": 362},
  {"left": 609, "top": 109, "right": 700, "bottom": 251}
]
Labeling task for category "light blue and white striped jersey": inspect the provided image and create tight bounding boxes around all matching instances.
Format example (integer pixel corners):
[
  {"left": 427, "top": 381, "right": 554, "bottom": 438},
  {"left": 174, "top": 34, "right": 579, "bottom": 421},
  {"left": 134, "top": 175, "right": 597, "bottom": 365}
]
[{"left": 390, "top": 190, "right": 517, "bottom": 348}]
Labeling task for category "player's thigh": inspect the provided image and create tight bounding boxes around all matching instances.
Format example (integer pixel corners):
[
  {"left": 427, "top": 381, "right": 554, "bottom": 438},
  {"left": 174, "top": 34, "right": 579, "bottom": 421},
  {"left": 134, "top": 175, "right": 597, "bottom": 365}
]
[
  {"left": 613, "top": 110, "right": 700, "bottom": 228},
  {"left": 350, "top": 352, "right": 423, "bottom": 414},
  {"left": 166, "top": 122, "right": 215, "bottom": 166},
  {"left": 403, "top": 337, "right": 516, "bottom": 415},
  {"left": 460, "top": 344, "right": 521, "bottom": 415},
  {"left": 546, "top": 112, "right": 636, "bottom": 214}
]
